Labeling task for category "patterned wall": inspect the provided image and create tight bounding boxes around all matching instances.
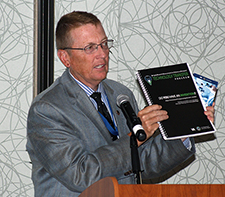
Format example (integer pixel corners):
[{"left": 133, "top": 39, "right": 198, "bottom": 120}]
[
  {"left": 0, "top": 0, "right": 224, "bottom": 196},
  {"left": 0, "top": 1, "right": 33, "bottom": 196}
]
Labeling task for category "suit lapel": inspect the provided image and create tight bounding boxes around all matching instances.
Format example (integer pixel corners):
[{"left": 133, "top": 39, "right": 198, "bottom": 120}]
[
  {"left": 103, "top": 81, "right": 130, "bottom": 137},
  {"left": 61, "top": 69, "right": 113, "bottom": 143},
  {"left": 77, "top": 93, "right": 113, "bottom": 142}
]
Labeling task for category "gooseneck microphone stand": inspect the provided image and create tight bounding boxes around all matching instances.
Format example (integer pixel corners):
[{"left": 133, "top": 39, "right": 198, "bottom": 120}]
[{"left": 130, "top": 132, "right": 143, "bottom": 184}]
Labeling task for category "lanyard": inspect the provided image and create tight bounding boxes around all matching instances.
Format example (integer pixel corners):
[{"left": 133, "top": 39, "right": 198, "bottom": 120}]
[{"left": 98, "top": 112, "right": 118, "bottom": 136}]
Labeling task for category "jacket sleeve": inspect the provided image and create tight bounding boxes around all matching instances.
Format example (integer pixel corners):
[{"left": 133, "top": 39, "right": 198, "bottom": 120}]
[{"left": 27, "top": 100, "right": 133, "bottom": 193}]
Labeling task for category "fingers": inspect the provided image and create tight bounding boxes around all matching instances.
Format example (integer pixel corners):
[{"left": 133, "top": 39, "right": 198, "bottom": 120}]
[
  {"left": 204, "top": 102, "right": 215, "bottom": 123},
  {"left": 137, "top": 105, "right": 169, "bottom": 145},
  {"left": 138, "top": 105, "right": 168, "bottom": 123}
]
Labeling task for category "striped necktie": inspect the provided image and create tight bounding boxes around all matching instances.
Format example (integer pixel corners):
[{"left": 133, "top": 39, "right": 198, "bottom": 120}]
[{"left": 91, "top": 92, "right": 118, "bottom": 140}]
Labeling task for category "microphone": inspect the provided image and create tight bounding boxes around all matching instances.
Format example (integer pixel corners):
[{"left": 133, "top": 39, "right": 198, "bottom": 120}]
[{"left": 117, "top": 94, "right": 147, "bottom": 141}]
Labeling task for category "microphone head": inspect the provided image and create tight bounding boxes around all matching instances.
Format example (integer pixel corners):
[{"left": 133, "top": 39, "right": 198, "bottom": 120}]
[{"left": 116, "top": 94, "right": 129, "bottom": 107}]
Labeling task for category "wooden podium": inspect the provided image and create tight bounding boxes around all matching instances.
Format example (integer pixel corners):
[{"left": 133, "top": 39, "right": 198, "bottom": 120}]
[{"left": 79, "top": 177, "right": 225, "bottom": 197}]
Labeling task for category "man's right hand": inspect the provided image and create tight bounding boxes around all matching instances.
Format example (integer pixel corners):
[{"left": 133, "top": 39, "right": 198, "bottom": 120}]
[{"left": 136, "top": 104, "right": 169, "bottom": 146}]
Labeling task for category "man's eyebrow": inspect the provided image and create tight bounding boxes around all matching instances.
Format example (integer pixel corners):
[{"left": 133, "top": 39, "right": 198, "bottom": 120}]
[
  {"left": 86, "top": 37, "right": 108, "bottom": 45},
  {"left": 102, "top": 37, "right": 108, "bottom": 41}
]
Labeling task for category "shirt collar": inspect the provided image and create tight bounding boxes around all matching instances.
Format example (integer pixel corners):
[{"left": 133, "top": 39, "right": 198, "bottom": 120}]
[{"left": 69, "top": 71, "right": 105, "bottom": 97}]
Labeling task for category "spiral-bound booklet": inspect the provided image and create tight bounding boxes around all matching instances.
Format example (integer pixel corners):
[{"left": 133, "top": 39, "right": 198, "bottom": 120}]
[{"left": 136, "top": 63, "right": 216, "bottom": 140}]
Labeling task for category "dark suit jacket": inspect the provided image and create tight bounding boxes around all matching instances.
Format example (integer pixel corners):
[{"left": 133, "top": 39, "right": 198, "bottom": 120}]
[{"left": 26, "top": 68, "right": 195, "bottom": 196}]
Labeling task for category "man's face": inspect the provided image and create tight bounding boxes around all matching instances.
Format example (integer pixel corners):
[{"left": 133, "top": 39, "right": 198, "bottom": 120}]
[{"left": 59, "top": 23, "right": 109, "bottom": 91}]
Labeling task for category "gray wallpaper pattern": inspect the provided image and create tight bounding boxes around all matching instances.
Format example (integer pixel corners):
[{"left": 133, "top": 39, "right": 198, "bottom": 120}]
[
  {"left": 0, "top": 1, "right": 33, "bottom": 196},
  {"left": 0, "top": 0, "right": 224, "bottom": 196}
]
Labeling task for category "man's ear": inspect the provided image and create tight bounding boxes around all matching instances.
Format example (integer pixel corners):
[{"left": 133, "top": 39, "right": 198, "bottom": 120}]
[{"left": 57, "top": 49, "right": 70, "bottom": 68}]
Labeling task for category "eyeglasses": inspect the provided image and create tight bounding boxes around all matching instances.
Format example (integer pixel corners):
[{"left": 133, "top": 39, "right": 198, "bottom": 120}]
[{"left": 62, "top": 39, "right": 114, "bottom": 54}]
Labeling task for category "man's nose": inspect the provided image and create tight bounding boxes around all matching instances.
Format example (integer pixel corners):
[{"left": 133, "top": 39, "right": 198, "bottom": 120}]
[{"left": 96, "top": 44, "right": 108, "bottom": 58}]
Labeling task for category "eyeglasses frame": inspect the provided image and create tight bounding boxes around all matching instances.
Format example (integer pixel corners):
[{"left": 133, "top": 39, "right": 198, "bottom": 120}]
[{"left": 62, "top": 39, "right": 114, "bottom": 54}]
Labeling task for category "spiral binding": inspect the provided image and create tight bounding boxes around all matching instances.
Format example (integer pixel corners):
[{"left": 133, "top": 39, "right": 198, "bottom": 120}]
[{"left": 136, "top": 71, "right": 168, "bottom": 140}]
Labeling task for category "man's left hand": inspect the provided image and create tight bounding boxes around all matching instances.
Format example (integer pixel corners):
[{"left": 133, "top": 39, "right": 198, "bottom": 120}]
[{"left": 204, "top": 102, "right": 215, "bottom": 123}]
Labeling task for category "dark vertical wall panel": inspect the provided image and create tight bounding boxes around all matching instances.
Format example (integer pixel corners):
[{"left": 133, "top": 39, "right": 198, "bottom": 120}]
[{"left": 37, "top": 0, "right": 54, "bottom": 94}]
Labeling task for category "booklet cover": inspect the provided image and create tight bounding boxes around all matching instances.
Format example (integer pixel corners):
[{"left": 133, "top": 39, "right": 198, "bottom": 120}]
[
  {"left": 136, "top": 63, "right": 216, "bottom": 140},
  {"left": 193, "top": 73, "right": 218, "bottom": 107}
]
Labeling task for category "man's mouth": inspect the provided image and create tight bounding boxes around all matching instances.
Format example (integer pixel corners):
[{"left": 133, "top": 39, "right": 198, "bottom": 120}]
[{"left": 95, "top": 64, "right": 105, "bottom": 69}]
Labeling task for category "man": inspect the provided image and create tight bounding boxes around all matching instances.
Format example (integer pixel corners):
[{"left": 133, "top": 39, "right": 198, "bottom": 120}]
[{"left": 26, "top": 11, "right": 215, "bottom": 196}]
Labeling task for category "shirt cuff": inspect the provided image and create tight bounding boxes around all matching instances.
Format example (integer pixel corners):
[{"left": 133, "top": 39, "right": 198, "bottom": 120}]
[{"left": 182, "top": 137, "right": 192, "bottom": 151}]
